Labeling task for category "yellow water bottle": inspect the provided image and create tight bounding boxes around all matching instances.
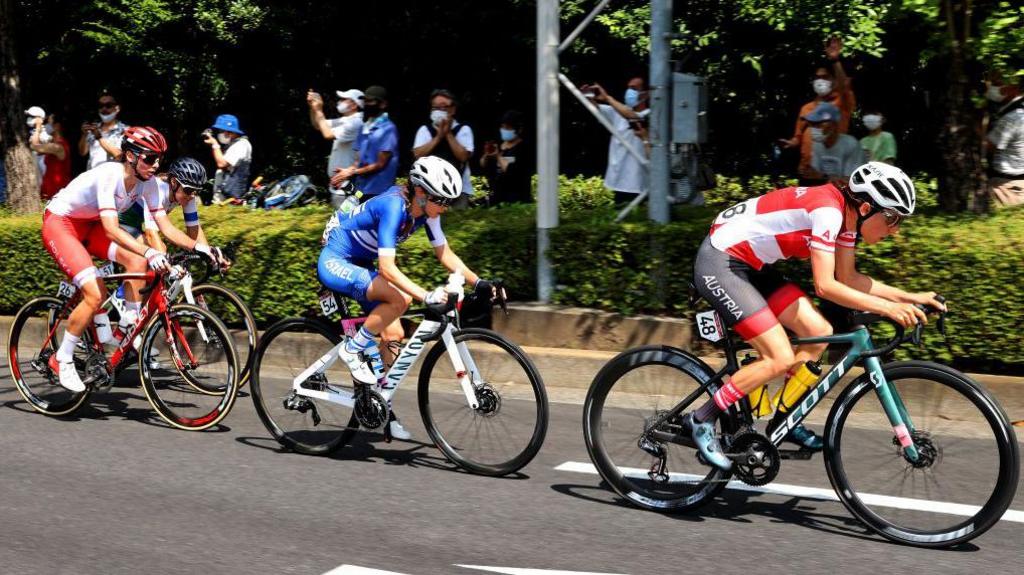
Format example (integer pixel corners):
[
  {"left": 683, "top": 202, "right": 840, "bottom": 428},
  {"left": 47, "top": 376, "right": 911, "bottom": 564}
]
[
  {"left": 747, "top": 385, "right": 773, "bottom": 417},
  {"left": 772, "top": 361, "right": 822, "bottom": 413}
]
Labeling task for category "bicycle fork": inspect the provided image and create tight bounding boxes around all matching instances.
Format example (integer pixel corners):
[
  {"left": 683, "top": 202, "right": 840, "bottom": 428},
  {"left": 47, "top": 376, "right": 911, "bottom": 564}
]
[
  {"left": 865, "top": 356, "right": 921, "bottom": 462},
  {"left": 445, "top": 330, "right": 479, "bottom": 410}
]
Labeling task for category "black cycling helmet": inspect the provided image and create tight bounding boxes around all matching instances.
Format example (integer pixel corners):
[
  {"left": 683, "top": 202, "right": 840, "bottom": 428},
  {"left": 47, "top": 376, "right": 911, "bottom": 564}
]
[{"left": 167, "top": 156, "right": 207, "bottom": 190}]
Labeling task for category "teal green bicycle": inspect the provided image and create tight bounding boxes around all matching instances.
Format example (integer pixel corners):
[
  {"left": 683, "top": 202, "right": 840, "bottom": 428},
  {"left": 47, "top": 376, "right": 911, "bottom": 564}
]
[{"left": 583, "top": 294, "right": 1019, "bottom": 548}]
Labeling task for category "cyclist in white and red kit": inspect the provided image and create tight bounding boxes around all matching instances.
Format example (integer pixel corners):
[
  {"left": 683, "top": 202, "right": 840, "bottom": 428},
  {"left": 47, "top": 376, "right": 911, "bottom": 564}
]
[{"left": 685, "top": 162, "right": 946, "bottom": 470}]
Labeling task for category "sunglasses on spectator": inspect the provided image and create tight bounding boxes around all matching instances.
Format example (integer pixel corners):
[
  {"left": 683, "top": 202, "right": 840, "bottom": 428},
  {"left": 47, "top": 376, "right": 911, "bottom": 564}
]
[
  {"left": 98, "top": 101, "right": 117, "bottom": 110},
  {"left": 138, "top": 153, "right": 162, "bottom": 165}
]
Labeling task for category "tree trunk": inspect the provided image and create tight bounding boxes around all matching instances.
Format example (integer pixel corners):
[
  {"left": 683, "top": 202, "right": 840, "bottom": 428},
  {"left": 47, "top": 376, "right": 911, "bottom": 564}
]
[
  {"left": 0, "top": 0, "right": 42, "bottom": 214},
  {"left": 935, "top": 0, "right": 987, "bottom": 213}
]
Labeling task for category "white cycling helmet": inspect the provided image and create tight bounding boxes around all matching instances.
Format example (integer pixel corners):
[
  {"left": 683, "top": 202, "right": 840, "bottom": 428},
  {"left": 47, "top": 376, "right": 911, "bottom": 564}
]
[
  {"left": 848, "top": 161, "right": 916, "bottom": 216},
  {"left": 409, "top": 156, "right": 462, "bottom": 205}
]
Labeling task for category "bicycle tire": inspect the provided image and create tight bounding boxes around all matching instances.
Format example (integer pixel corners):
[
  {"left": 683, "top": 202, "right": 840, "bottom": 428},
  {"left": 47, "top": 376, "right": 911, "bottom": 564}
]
[
  {"left": 190, "top": 283, "right": 258, "bottom": 389},
  {"left": 583, "top": 345, "right": 737, "bottom": 511},
  {"left": 418, "top": 328, "right": 548, "bottom": 476},
  {"left": 824, "top": 360, "right": 1019, "bottom": 548},
  {"left": 138, "top": 303, "right": 239, "bottom": 431},
  {"left": 249, "top": 317, "right": 358, "bottom": 454},
  {"left": 7, "top": 296, "right": 92, "bottom": 416}
]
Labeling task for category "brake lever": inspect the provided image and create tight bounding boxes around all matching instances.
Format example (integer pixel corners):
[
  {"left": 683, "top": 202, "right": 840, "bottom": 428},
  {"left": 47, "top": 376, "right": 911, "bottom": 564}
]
[
  {"left": 911, "top": 322, "right": 924, "bottom": 347},
  {"left": 497, "top": 285, "right": 509, "bottom": 317}
]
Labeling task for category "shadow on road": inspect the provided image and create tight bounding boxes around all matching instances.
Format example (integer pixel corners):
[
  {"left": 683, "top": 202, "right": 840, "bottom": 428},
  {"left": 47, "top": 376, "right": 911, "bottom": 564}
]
[
  {"left": 549, "top": 481, "right": 981, "bottom": 552},
  {"left": 234, "top": 433, "right": 531, "bottom": 480}
]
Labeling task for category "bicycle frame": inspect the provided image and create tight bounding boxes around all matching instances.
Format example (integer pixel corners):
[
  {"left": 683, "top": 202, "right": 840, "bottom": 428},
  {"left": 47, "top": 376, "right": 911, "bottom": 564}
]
[
  {"left": 654, "top": 325, "right": 923, "bottom": 462},
  {"left": 291, "top": 316, "right": 484, "bottom": 411}
]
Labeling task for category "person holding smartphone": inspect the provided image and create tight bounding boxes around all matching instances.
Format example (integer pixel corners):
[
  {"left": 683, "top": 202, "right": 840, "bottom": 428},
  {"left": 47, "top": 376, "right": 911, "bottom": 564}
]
[
  {"left": 581, "top": 78, "right": 649, "bottom": 206},
  {"left": 480, "top": 110, "right": 533, "bottom": 204},
  {"left": 78, "top": 92, "right": 127, "bottom": 170}
]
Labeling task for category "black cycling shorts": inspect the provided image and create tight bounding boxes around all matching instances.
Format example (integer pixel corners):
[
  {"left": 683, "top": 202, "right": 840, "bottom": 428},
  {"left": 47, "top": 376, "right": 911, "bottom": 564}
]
[{"left": 693, "top": 236, "right": 808, "bottom": 340}]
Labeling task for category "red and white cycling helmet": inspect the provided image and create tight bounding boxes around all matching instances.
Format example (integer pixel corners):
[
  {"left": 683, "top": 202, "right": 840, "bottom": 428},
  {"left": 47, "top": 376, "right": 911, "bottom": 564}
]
[{"left": 121, "top": 126, "right": 168, "bottom": 156}]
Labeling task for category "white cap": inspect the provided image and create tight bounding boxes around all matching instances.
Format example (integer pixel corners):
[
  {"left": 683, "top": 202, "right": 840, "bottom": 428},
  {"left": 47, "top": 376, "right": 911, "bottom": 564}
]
[
  {"left": 25, "top": 106, "right": 46, "bottom": 118},
  {"left": 335, "top": 89, "right": 365, "bottom": 109}
]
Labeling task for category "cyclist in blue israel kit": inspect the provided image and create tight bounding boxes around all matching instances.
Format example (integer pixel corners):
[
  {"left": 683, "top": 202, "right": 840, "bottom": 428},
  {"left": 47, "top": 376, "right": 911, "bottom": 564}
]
[{"left": 318, "top": 155, "right": 495, "bottom": 440}]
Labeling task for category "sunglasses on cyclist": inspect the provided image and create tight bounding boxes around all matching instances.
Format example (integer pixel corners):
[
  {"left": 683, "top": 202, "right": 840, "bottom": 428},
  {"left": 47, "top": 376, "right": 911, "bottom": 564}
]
[
  {"left": 174, "top": 181, "right": 199, "bottom": 196},
  {"left": 427, "top": 195, "right": 454, "bottom": 208},
  {"left": 879, "top": 208, "right": 903, "bottom": 228},
  {"left": 137, "top": 153, "right": 162, "bottom": 166}
]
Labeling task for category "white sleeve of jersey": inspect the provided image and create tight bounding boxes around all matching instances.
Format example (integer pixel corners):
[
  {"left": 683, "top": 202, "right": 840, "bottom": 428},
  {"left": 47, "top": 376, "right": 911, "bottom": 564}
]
[
  {"left": 808, "top": 207, "right": 844, "bottom": 253},
  {"left": 142, "top": 179, "right": 167, "bottom": 230},
  {"left": 97, "top": 167, "right": 120, "bottom": 217},
  {"left": 425, "top": 216, "right": 447, "bottom": 247}
]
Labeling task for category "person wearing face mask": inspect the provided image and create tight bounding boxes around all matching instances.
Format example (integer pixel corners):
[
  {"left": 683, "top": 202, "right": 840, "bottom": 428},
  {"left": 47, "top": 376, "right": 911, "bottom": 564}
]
[
  {"left": 583, "top": 77, "right": 649, "bottom": 205},
  {"left": 985, "top": 72, "right": 1024, "bottom": 207},
  {"left": 307, "top": 88, "right": 364, "bottom": 203},
  {"left": 332, "top": 85, "right": 399, "bottom": 199},
  {"left": 480, "top": 109, "right": 533, "bottom": 204},
  {"left": 25, "top": 106, "right": 49, "bottom": 182},
  {"left": 779, "top": 38, "right": 856, "bottom": 174},
  {"left": 204, "top": 114, "right": 253, "bottom": 203},
  {"left": 798, "top": 102, "right": 865, "bottom": 186},
  {"left": 78, "top": 92, "right": 127, "bottom": 170},
  {"left": 858, "top": 109, "right": 897, "bottom": 165},
  {"left": 29, "top": 111, "right": 72, "bottom": 200},
  {"left": 413, "top": 89, "right": 475, "bottom": 203}
]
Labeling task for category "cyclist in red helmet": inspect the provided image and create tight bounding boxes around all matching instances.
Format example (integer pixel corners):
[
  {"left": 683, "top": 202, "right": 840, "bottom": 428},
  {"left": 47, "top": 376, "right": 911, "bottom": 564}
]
[{"left": 41, "top": 126, "right": 172, "bottom": 392}]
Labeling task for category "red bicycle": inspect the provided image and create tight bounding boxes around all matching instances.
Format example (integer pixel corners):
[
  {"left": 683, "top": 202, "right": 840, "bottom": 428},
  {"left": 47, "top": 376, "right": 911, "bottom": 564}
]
[{"left": 7, "top": 259, "right": 240, "bottom": 431}]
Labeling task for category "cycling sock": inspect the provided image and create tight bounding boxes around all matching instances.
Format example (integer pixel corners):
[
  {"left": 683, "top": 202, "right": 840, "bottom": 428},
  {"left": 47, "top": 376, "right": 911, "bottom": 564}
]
[
  {"left": 694, "top": 379, "right": 745, "bottom": 423},
  {"left": 345, "top": 326, "right": 377, "bottom": 353},
  {"left": 56, "top": 332, "right": 81, "bottom": 363}
]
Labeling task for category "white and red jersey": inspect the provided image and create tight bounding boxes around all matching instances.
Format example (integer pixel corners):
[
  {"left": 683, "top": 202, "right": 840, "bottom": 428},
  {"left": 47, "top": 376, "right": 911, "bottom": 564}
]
[
  {"left": 709, "top": 183, "right": 857, "bottom": 269},
  {"left": 45, "top": 161, "right": 160, "bottom": 220}
]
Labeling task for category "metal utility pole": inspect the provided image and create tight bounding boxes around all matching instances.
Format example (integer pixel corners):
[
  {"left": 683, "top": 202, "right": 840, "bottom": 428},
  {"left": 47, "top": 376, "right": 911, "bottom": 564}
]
[
  {"left": 536, "top": 0, "right": 559, "bottom": 302},
  {"left": 647, "top": 0, "right": 672, "bottom": 224}
]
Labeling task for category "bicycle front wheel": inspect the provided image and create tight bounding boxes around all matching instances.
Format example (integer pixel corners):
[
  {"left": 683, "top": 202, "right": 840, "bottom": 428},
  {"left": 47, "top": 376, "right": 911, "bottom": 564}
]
[
  {"left": 418, "top": 328, "right": 548, "bottom": 476},
  {"left": 7, "top": 296, "right": 91, "bottom": 416},
  {"left": 249, "top": 318, "right": 357, "bottom": 454},
  {"left": 191, "top": 283, "right": 258, "bottom": 388},
  {"left": 825, "top": 361, "right": 1019, "bottom": 548},
  {"left": 139, "top": 303, "right": 239, "bottom": 431},
  {"left": 583, "top": 346, "right": 736, "bottom": 512}
]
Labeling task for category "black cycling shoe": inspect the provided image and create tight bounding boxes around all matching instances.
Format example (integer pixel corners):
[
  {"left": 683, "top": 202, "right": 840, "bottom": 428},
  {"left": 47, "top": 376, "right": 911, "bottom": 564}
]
[{"left": 784, "top": 423, "right": 823, "bottom": 451}]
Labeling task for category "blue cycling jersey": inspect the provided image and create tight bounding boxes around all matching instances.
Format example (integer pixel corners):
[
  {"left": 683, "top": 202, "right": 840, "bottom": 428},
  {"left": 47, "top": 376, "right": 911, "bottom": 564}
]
[{"left": 322, "top": 186, "right": 446, "bottom": 260}]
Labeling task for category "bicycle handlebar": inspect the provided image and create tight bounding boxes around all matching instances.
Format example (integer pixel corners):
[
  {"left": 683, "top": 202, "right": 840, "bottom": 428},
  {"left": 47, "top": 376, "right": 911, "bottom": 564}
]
[{"left": 852, "top": 295, "right": 948, "bottom": 358}]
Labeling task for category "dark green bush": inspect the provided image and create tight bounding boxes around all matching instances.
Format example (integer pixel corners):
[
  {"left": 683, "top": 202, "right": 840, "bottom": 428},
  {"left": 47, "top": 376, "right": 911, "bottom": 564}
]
[{"left": 2, "top": 177, "right": 1020, "bottom": 369}]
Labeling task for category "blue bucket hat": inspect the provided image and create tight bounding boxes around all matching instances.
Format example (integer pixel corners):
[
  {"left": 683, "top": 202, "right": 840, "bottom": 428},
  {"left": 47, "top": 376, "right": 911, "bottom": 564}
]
[
  {"left": 211, "top": 114, "right": 244, "bottom": 135},
  {"left": 801, "top": 102, "right": 841, "bottom": 124}
]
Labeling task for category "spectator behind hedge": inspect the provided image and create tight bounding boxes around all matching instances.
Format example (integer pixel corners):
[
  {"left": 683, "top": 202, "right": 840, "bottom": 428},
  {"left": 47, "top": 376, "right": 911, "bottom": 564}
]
[
  {"left": 29, "top": 111, "right": 71, "bottom": 200},
  {"left": 480, "top": 110, "right": 533, "bottom": 205},
  {"left": 331, "top": 85, "right": 398, "bottom": 198},
  {"left": 799, "top": 102, "right": 864, "bottom": 186},
  {"left": 204, "top": 113, "right": 252, "bottom": 202},
  {"left": 413, "top": 88, "right": 475, "bottom": 203},
  {"left": 859, "top": 109, "right": 897, "bottom": 164},
  {"left": 78, "top": 92, "right": 126, "bottom": 170},
  {"left": 584, "top": 78, "right": 649, "bottom": 205},
  {"left": 307, "top": 88, "right": 363, "bottom": 200},
  {"left": 986, "top": 73, "right": 1024, "bottom": 207},
  {"left": 779, "top": 38, "right": 856, "bottom": 175}
]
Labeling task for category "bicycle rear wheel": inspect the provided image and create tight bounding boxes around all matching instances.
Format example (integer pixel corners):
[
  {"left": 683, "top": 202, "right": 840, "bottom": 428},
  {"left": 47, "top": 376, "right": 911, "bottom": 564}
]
[
  {"left": 418, "top": 328, "right": 548, "bottom": 476},
  {"left": 249, "top": 318, "right": 357, "bottom": 454},
  {"left": 191, "top": 283, "right": 257, "bottom": 389},
  {"left": 825, "top": 361, "right": 1019, "bottom": 548},
  {"left": 139, "top": 303, "right": 239, "bottom": 431},
  {"left": 583, "top": 346, "right": 736, "bottom": 511},
  {"left": 7, "top": 296, "right": 92, "bottom": 416}
]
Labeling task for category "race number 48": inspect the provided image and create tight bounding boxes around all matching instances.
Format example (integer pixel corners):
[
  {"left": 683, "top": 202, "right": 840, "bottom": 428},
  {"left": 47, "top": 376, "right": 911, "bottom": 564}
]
[{"left": 695, "top": 310, "right": 724, "bottom": 343}]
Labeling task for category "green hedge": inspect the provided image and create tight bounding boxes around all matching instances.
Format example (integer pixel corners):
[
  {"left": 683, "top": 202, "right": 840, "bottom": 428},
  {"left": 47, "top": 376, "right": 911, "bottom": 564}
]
[{"left": 1, "top": 175, "right": 1020, "bottom": 370}]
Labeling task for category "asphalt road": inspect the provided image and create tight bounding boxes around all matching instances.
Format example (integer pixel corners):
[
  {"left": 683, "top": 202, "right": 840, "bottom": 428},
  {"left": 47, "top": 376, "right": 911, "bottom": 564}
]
[{"left": 1, "top": 366, "right": 1022, "bottom": 575}]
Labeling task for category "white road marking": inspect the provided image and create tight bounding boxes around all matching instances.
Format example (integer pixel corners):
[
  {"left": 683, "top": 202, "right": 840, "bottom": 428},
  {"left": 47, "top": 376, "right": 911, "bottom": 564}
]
[
  {"left": 456, "top": 566, "right": 628, "bottom": 575},
  {"left": 323, "top": 566, "right": 410, "bottom": 575},
  {"left": 555, "top": 461, "right": 1024, "bottom": 524}
]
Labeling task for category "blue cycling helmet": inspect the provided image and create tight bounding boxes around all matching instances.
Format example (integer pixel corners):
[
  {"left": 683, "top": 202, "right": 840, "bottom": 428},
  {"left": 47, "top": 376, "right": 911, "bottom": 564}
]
[{"left": 211, "top": 114, "right": 244, "bottom": 135}]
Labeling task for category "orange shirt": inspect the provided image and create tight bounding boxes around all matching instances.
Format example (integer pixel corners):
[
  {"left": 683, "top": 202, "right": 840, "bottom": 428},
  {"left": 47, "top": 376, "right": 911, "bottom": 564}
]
[{"left": 794, "top": 88, "right": 856, "bottom": 174}]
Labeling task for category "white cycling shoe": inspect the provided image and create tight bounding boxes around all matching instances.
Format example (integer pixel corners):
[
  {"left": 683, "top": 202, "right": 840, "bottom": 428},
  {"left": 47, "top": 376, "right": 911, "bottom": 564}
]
[
  {"left": 48, "top": 356, "right": 86, "bottom": 392},
  {"left": 388, "top": 415, "right": 412, "bottom": 441},
  {"left": 338, "top": 343, "right": 378, "bottom": 385}
]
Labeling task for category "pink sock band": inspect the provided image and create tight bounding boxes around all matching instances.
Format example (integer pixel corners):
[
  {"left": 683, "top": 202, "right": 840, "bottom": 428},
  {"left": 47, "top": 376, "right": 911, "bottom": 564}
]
[{"left": 714, "top": 380, "right": 746, "bottom": 411}]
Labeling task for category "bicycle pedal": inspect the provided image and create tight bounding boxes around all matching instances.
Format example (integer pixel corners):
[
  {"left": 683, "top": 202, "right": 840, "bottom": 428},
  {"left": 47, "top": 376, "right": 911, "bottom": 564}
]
[{"left": 778, "top": 449, "right": 815, "bottom": 460}]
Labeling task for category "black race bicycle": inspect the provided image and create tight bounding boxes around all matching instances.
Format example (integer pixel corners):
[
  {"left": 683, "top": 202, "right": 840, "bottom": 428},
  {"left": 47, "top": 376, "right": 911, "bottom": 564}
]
[{"left": 583, "top": 289, "right": 1019, "bottom": 548}]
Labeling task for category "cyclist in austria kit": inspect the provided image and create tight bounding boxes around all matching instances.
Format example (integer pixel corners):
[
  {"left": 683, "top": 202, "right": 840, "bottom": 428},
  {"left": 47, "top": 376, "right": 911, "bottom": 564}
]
[
  {"left": 41, "top": 126, "right": 171, "bottom": 392},
  {"left": 318, "top": 155, "right": 496, "bottom": 440},
  {"left": 686, "top": 162, "right": 946, "bottom": 470}
]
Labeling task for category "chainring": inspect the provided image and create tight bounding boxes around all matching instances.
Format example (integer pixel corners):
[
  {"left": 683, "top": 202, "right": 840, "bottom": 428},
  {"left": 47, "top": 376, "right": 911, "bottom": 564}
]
[
  {"left": 353, "top": 385, "right": 390, "bottom": 430},
  {"left": 728, "top": 429, "right": 780, "bottom": 486}
]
